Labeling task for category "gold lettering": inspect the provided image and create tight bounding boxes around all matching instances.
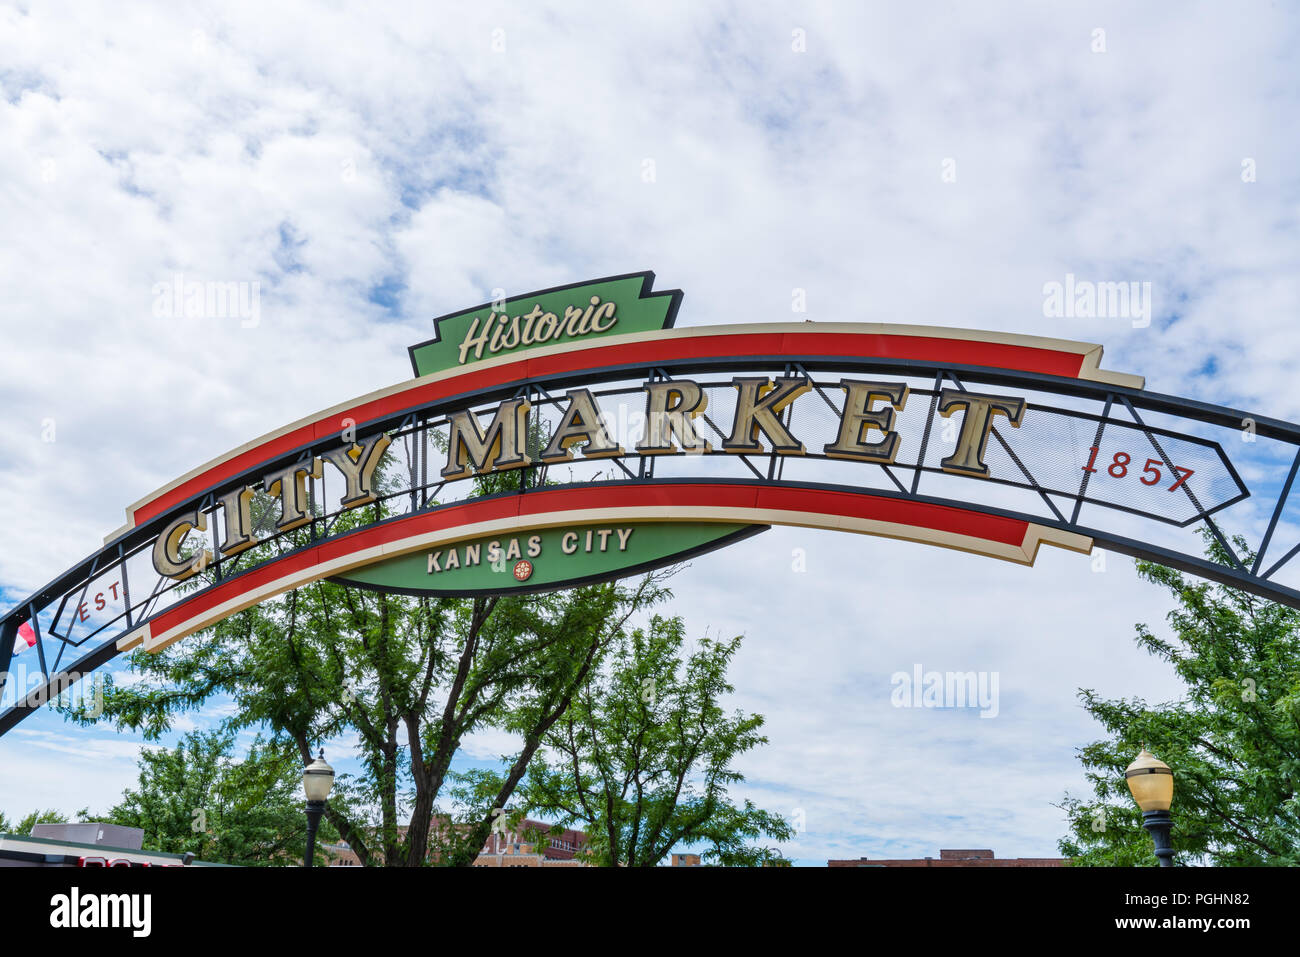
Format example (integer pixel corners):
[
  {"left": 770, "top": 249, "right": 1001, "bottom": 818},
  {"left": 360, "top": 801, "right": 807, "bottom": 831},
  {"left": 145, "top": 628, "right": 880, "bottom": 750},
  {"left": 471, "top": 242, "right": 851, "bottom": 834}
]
[
  {"left": 824, "top": 379, "right": 909, "bottom": 463},
  {"left": 263, "top": 458, "right": 323, "bottom": 531},
  {"left": 722, "top": 377, "right": 810, "bottom": 454},
  {"left": 454, "top": 299, "right": 619, "bottom": 364},
  {"left": 937, "top": 389, "right": 1026, "bottom": 477},
  {"left": 519, "top": 305, "right": 543, "bottom": 345},
  {"left": 540, "top": 389, "right": 623, "bottom": 462},
  {"left": 590, "top": 300, "right": 617, "bottom": 332},
  {"left": 457, "top": 314, "right": 494, "bottom": 364},
  {"left": 500, "top": 313, "right": 522, "bottom": 350},
  {"left": 441, "top": 398, "right": 532, "bottom": 480},
  {"left": 216, "top": 487, "right": 257, "bottom": 557},
  {"left": 489, "top": 314, "right": 510, "bottom": 353},
  {"left": 562, "top": 305, "right": 585, "bottom": 338},
  {"left": 152, "top": 508, "right": 212, "bottom": 580},
  {"left": 534, "top": 311, "right": 558, "bottom": 341},
  {"left": 636, "top": 380, "right": 711, "bottom": 454},
  {"left": 319, "top": 434, "right": 392, "bottom": 508}
]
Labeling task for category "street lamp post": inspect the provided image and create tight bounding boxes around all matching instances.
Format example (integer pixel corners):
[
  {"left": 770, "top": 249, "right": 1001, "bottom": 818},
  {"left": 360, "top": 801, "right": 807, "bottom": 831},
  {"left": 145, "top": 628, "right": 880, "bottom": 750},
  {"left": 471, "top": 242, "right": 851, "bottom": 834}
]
[
  {"left": 302, "top": 749, "right": 335, "bottom": 868},
  {"left": 1125, "top": 748, "right": 1175, "bottom": 867}
]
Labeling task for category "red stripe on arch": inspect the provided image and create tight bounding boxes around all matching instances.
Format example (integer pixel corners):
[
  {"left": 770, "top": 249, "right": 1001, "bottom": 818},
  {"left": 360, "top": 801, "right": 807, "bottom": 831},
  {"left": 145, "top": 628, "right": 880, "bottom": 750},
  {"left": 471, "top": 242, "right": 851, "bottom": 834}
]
[
  {"left": 129, "top": 330, "right": 1084, "bottom": 528},
  {"left": 147, "top": 483, "right": 1028, "bottom": 638}
]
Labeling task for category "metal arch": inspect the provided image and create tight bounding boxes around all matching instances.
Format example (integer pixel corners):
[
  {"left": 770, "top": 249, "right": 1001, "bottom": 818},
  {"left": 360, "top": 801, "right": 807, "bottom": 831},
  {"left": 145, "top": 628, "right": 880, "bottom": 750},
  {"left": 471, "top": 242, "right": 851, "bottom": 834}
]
[{"left": 4, "top": 347, "right": 1300, "bottom": 740}]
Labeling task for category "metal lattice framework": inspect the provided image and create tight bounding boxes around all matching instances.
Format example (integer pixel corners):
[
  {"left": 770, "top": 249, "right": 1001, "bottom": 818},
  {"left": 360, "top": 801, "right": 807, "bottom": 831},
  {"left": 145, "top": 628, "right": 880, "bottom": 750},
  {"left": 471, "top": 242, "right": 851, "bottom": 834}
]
[{"left": 5, "top": 323, "right": 1300, "bottom": 739}]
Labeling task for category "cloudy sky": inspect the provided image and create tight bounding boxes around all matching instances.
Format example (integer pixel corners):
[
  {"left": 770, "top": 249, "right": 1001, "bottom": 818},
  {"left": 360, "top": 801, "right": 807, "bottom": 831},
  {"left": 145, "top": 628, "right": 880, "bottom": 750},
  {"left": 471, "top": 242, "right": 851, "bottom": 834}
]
[{"left": 2, "top": 1, "right": 1298, "bottom": 866}]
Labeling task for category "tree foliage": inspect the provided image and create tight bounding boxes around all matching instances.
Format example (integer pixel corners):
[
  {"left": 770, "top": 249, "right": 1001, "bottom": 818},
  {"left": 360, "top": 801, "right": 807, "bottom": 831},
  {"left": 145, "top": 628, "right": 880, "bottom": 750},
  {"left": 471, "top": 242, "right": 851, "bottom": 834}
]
[
  {"left": 106, "top": 729, "right": 326, "bottom": 865},
  {"left": 516, "top": 615, "right": 792, "bottom": 866},
  {"left": 0, "top": 807, "right": 81, "bottom": 836},
  {"left": 84, "top": 462, "right": 669, "bottom": 865},
  {"left": 1060, "top": 533, "right": 1300, "bottom": 865}
]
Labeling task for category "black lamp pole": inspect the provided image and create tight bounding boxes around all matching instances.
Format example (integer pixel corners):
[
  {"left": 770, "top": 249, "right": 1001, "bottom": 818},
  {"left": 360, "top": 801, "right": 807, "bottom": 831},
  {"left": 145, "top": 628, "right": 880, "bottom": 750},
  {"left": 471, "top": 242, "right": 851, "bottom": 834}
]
[
  {"left": 301, "top": 748, "right": 335, "bottom": 867},
  {"left": 1141, "top": 810, "right": 1175, "bottom": 867},
  {"left": 305, "top": 800, "right": 325, "bottom": 868}
]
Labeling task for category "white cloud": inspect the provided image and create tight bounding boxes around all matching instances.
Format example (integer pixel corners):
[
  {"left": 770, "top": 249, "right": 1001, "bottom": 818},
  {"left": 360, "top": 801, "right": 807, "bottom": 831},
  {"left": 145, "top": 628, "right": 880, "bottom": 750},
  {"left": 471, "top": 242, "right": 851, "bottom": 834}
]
[{"left": 2, "top": 0, "right": 1298, "bottom": 862}]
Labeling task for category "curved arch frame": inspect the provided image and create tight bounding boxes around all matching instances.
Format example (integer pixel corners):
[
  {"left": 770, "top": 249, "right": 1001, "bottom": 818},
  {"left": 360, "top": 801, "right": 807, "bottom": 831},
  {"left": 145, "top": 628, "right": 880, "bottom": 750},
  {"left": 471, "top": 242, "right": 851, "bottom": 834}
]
[{"left": 4, "top": 320, "right": 1299, "bottom": 738}]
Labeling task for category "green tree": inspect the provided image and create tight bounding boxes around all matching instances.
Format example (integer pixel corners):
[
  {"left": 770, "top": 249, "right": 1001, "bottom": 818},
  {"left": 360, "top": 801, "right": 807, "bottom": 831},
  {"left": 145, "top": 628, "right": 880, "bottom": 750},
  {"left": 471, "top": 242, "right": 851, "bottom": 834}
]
[
  {"left": 0, "top": 807, "right": 79, "bottom": 835},
  {"left": 513, "top": 615, "right": 792, "bottom": 866},
  {"left": 86, "top": 463, "right": 669, "bottom": 866},
  {"left": 1059, "top": 534, "right": 1300, "bottom": 865},
  {"left": 106, "top": 729, "right": 329, "bottom": 865}
]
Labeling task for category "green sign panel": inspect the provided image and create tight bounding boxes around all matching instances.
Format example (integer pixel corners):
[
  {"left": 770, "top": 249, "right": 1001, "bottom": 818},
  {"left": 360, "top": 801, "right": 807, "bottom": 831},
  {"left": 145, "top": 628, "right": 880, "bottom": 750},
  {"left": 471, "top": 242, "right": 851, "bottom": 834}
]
[
  {"left": 332, "top": 522, "right": 765, "bottom": 596},
  {"left": 407, "top": 271, "right": 681, "bottom": 377}
]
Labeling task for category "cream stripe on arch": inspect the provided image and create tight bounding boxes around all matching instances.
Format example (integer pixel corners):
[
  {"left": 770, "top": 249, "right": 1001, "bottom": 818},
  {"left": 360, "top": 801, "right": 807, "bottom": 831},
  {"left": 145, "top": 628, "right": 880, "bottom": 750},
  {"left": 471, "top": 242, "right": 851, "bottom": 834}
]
[
  {"left": 125, "top": 504, "right": 1092, "bottom": 657},
  {"left": 106, "top": 322, "right": 1140, "bottom": 543}
]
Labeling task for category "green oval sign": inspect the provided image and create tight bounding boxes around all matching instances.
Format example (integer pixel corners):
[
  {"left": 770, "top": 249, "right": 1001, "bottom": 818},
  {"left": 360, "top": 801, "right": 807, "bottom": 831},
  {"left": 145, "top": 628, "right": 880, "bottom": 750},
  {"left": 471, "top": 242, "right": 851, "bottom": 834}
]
[{"left": 331, "top": 522, "right": 766, "bottom": 595}]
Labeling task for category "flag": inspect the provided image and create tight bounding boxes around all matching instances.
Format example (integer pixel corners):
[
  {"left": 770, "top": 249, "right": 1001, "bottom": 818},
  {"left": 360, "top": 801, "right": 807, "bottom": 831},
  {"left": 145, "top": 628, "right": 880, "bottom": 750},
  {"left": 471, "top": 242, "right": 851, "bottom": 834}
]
[{"left": 12, "top": 621, "right": 35, "bottom": 655}]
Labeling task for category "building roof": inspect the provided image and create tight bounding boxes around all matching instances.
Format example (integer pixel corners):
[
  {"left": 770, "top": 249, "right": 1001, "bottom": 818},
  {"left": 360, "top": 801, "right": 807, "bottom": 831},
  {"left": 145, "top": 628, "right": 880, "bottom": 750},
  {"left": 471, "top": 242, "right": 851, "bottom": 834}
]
[
  {"left": 827, "top": 848, "right": 1066, "bottom": 867},
  {"left": 0, "top": 832, "right": 229, "bottom": 867}
]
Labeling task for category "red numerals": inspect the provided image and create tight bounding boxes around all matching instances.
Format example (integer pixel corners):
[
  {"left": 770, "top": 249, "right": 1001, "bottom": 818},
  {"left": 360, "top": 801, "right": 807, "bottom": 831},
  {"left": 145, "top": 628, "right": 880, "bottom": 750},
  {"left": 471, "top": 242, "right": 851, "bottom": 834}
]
[
  {"left": 1168, "top": 464, "right": 1194, "bottom": 491},
  {"left": 1083, "top": 450, "right": 1193, "bottom": 492}
]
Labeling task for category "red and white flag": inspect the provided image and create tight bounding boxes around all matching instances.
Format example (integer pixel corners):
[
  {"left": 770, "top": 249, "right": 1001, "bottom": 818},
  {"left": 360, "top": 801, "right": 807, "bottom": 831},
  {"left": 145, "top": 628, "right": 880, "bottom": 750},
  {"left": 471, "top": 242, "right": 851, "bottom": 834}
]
[{"left": 11, "top": 621, "right": 36, "bottom": 655}]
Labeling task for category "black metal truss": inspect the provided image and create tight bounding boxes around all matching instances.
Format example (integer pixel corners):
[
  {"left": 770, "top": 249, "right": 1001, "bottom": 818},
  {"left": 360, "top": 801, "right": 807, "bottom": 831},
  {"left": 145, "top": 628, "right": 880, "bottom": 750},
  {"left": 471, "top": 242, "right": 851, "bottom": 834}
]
[{"left": 3, "top": 351, "right": 1300, "bottom": 740}]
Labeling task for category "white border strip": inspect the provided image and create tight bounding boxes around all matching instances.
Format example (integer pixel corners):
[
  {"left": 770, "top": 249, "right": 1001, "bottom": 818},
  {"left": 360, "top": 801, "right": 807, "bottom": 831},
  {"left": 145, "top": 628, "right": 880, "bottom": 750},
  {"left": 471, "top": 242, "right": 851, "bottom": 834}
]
[
  {"left": 108, "top": 321, "right": 1140, "bottom": 541},
  {"left": 141, "top": 506, "right": 1091, "bottom": 654}
]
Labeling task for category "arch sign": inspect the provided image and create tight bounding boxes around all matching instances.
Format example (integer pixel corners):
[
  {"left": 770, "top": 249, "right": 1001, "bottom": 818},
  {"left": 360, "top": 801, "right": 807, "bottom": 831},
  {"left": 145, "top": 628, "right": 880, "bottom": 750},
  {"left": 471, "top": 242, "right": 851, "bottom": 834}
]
[{"left": 5, "top": 270, "right": 1300, "bottom": 734}]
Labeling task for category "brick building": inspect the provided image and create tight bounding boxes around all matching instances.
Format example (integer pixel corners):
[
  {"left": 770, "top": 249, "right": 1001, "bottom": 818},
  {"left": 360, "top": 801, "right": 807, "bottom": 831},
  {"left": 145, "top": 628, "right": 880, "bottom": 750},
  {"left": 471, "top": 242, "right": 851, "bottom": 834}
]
[
  {"left": 322, "top": 818, "right": 589, "bottom": 867},
  {"left": 473, "top": 819, "right": 588, "bottom": 867},
  {"left": 827, "top": 848, "right": 1067, "bottom": 867}
]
